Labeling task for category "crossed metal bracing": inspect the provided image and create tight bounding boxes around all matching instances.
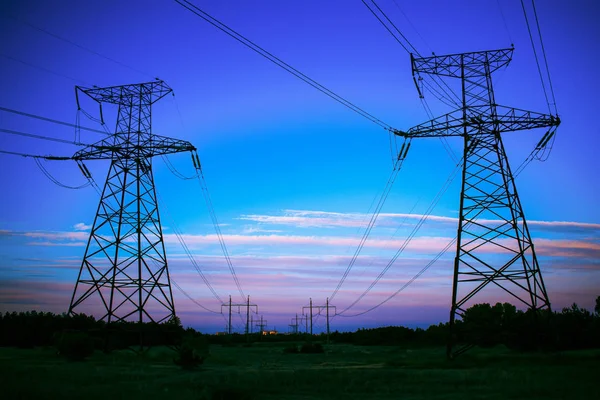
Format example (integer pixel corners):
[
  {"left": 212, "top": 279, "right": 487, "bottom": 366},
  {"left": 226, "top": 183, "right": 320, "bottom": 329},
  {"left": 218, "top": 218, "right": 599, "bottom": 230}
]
[
  {"left": 69, "top": 81, "right": 195, "bottom": 324},
  {"left": 395, "top": 48, "right": 559, "bottom": 358}
]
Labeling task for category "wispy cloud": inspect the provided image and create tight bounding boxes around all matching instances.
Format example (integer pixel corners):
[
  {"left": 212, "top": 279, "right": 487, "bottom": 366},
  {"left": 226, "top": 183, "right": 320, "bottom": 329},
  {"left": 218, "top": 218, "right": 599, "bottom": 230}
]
[
  {"left": 240, "top": 226, "right": 283, "bottom": 234},
  {"left": 239, "top": 209, "right": 600, "bottom": 232},
  {"left": 21, "top": 231, "right": 89, "bottom": 241},
  {"left": 25, "top": 241, "right": 87, "bottom": 247},
  {"left": 73, "top": 223, "right": 92, "bottom": 231},
  {"left": 2, "top": 224, "right": 599, "bottom": 260}
]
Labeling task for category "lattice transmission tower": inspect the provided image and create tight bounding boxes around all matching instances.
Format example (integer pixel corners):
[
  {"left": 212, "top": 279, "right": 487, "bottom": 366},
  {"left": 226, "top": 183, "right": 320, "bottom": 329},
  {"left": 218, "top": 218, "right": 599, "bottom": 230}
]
[
  {"left": 68, "top": 80, "right": 196, "bottom": 324},
  {"left": 394, "top": 48, "right": 560, "bottom": 357}
]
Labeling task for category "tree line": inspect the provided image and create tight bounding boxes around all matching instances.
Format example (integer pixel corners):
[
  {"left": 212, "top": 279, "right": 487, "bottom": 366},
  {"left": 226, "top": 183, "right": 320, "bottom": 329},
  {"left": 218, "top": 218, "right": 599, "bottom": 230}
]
[
  {"left": 330, "top": 298, "right": 600, "bottom": 351},
  {"left": 1, "top": 296, "right": 598, "bottom": 352}
]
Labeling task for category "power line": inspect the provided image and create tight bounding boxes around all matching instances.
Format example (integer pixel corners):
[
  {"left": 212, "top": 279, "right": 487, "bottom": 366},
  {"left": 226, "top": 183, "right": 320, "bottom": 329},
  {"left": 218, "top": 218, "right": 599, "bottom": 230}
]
[
  {"left": 531, "top": 0, "right": 558, "bottom": 113},
  {"left": 338, "top": 236, "right": 456, "bottom": 318},
  {"left": 391, "top": 0, "right": 433, "bottom": 54},
  {"left": 496, "top": 0, "right": 514, "bottom": 45},
  {"left": 0, "top": 128, "right": 89, "bottom": 146},
  {"left": 163, "top": 152, "right": 247, "bottom": 301},
  {"left": 329, "top": 142, "right": 411, "bottom": 302},
  {"left": 520, "top": 0, "right": 552, "bottom": 114},
  {"left": 3, "top": 14, "right": 153, "bottom": 79},
  {"left": 171, "top": 278, "right": 222, "bottom": 314},
  {"left": 0, "top": 149, "right": 48, "bottom": 158},
  {"left": 33, "top": 158, "right": 91, "bottom": 190},
  {"left": 156, "top": 188, "right": 225, "bottom": 304},
  {"left": 0, "top": 106, "right": 108, "bottom": 135},
  {"left": 361, "top": 0, "right": 461, "bottom": 167},
  {"left": 162, "top": 155, "right": 197, "bottom": 180},
  {"left": 338, "top": 157, "right": 462, "bottom": 315},
  {"left": 361, "top": 0, "right": 413, "bottom": 54},
  {"left": 0, "top": 52, "right": 91, "bottom": 86},
  {"left": 196, "top": 165, "right": 246, "bottom": 301},
  {"left": 360, "top": 1, "right": 461, "bottom": 109},
  {"left": 337, "top": 145, "right": 541, "bottom": 318},
  {"left": 173, "top": 0, "right": 392, "bottom": 130}
]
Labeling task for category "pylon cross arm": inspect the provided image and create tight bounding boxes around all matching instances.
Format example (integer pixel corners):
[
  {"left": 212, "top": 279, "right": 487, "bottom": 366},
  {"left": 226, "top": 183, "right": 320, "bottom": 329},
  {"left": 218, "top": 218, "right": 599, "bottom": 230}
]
[
  {"left": 393, "top": 105, "right": 560, "bottom": 139},
  {"left": 412, "top": 48, "right": 513, "bottom": 78},
  {"left": 77, "top": 81, "right": 173, "bottom": 106},
  {"left": 72, "top": 133, "right": 196, "bottom": 160}
]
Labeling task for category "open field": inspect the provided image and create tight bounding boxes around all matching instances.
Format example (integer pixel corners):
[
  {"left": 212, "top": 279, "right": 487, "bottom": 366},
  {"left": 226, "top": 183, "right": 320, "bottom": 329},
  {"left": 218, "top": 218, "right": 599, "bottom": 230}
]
[{"left": 0, "top": 343, "right": 598, "bottom": 399}]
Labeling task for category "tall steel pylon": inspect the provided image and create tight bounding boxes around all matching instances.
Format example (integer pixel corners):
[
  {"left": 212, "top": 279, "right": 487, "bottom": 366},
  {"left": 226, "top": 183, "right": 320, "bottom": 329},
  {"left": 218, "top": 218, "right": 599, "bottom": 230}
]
[
  {"left": 68, "top": 80, "right": 195, "bottom": 324},
  {"left": 394, "top": 48, "right": 560, "bottom": 358}
]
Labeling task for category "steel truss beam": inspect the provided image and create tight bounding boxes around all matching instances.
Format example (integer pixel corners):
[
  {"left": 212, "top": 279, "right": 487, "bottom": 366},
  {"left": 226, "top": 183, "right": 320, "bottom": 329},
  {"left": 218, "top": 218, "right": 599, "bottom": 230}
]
[{"left": 395, "top": 49, "right": 559, "bottom": 358}]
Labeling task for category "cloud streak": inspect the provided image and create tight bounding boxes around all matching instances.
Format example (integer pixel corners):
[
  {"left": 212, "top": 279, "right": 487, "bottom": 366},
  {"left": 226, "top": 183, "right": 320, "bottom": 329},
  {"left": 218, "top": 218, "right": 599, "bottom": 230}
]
[{"left": 240, "top": 209, "right": 600, "bottom": 232}]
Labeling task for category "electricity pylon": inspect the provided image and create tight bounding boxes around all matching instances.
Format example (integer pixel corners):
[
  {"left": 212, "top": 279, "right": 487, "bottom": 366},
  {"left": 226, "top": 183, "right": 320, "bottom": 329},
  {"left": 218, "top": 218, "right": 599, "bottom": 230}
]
[
  {"left": 394, "top": 48, "right": 560, "bottom": 358},
  {"left": 289, "top": 314, "right": 307, "bottom": 334},
  {"left": 256, "top": 315, "right": 267, "bottom": 335},
  {"left": 68, "top": 80, "right": 196, "bottom": 324},
  {"left": 221, "top": 295, "right": 258, "bottom": 336},
  {"left": 302, "top": 298, "right": 336, "bottom": 341}
]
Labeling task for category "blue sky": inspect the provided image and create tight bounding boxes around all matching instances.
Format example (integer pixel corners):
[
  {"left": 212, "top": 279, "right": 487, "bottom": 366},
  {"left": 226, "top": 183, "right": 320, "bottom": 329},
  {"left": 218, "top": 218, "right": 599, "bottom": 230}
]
[{"left": 0, "top": 0, "right": 599, "bottom": 333}]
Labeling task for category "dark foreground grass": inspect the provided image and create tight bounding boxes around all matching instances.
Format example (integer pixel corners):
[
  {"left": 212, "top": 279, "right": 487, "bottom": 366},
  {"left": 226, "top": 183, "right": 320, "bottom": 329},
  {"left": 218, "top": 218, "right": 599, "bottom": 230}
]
[{"left": 0, "top": 343, "right": 597, "bottom": 400}]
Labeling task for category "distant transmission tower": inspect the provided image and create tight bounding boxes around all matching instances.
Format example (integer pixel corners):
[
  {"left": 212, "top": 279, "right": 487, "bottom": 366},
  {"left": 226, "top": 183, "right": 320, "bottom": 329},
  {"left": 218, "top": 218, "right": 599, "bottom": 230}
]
[
  {"left": 68, "top": 80, "right": 195, "bottom": 324},
  {"left": 394, "top": 48, "right": 560, "bottom": 357}
]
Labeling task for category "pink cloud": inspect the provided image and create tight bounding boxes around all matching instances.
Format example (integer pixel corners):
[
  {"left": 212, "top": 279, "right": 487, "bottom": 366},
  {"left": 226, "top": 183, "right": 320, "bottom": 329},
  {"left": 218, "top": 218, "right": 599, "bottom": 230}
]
[{"left": 535, "top": 238, "right": 600, "bottom": 258}]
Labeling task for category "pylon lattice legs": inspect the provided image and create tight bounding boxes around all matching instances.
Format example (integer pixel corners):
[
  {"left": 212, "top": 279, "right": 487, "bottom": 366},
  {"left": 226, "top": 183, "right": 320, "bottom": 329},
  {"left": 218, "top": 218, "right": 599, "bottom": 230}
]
[
  {"left": 68, "top": 158, "right": 175, "bottom": 323},
  {"left": 448, "top": 132, "right": 550, "bottom": 357}
]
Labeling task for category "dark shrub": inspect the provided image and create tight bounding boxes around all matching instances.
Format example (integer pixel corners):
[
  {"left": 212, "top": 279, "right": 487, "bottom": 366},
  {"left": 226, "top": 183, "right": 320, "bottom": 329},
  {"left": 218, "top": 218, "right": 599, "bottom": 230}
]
[
  {"left": 173, "top": 335, "right": 208, "bottom": 370},
  {"left": 300, "top": 342, "right": 324, "bottom": 354},
  {"left": 56, "top": 330, "right": 94, "bottom": 361}
]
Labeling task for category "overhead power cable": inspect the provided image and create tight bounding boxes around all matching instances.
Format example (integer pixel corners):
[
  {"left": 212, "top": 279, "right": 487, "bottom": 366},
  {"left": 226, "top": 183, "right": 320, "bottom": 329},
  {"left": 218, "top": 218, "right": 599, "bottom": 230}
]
[
  {"left": 338, "top": 157, "right": 463, "bottom": 315},
  {"left": 0, "top": 52, "right": 91, "bottom": 85},
  {"left": 496, "top": 0, "right": 514, "bottom": 45},
  {"left": 338, "top": 236, "right": 457, "bottom": 318},
  {"left": 329, "top": 142, "right": 411, "bottom": 302},
  {"left": 171, "top": 278, "right": 222, "bottom": 314},
  {"left": 336, "top": 151, "right": 538, "bottom": 318},
  {"left": 0, "top": 149, "right": 68, "bottom": 159},
  {"left": 0, "top": 106, "right": 108, "bottom": 135},
  {"left": 361, "top": 0, "right": 460, "bottom": 163},
  {"left": 362, "top": 0, "right": 415, "bottom": 54},
  {"left": 162, "top": 155, "right": 197, "bottom": 180},
  {"left": 520, "top": 0, "right": 552, "bottom": 115},
  {"left": 3, "top": 14, "right": 153, "bottom": 80},
  {"left": 0, "top": 128, "right": 89, "bottom": 146},
  {"left": 33, "top": 158, "right": 91, "bottom": 189},
  {"left": 196, "top": 165, "right": 246, "bottom": 301},
  {"left": 173, "top": 0, "right": 392, "bottom": 130},
  {"left": 391, "top": 0, "right": 433, "bottom": 53},
  {"left": 156, "top": 189, "right": 225, "bottom": 304},
  {"left": 360, "top": 1, "right": 461, "bottom": 108},
  {"left": 162, "top": 154, "right": 245, "bottom": 302},
  {"left": 531, "top": 0, "right": 558, "bottom": 113}
]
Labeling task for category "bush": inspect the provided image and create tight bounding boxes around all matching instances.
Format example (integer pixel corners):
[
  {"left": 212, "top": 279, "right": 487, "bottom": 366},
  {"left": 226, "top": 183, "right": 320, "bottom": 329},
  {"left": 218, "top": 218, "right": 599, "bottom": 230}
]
[
  {"left": 282, "top": 344, "right": 299, "bottom": 354},
  {"left": 300, "top": 342, "right": 324, "bottom": 354},
  {"left": 173, "top": 335, "right": 208, "bottom": 370},
  {"left": 56, "top": 330, "right": 94, "bottom": 361}
]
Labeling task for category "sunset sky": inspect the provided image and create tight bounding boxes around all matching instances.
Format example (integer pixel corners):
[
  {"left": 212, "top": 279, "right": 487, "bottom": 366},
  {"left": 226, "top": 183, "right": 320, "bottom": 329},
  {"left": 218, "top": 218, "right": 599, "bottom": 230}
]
[{"left": 0, "top": 0, "right": 598, "bottom": 333}]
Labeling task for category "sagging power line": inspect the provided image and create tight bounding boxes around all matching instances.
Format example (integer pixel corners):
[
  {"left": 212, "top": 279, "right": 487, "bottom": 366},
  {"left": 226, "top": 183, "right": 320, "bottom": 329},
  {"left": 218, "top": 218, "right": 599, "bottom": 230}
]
[{"left": 173, "top": 0, "right": 393, "bottom": 130}]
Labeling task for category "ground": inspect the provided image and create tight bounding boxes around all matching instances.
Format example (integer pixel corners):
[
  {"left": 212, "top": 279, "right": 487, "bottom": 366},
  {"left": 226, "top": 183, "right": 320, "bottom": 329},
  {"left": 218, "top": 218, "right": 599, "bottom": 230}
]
[{"left": 0, "top": 343, "right": 597, "bottom": 399}]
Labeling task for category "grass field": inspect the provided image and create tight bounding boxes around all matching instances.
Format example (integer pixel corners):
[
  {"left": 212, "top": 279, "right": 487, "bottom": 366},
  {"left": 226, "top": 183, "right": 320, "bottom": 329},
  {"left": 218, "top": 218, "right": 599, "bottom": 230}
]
[{"left": 0, "top": 342, "right": 598, "bottom": 399}]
